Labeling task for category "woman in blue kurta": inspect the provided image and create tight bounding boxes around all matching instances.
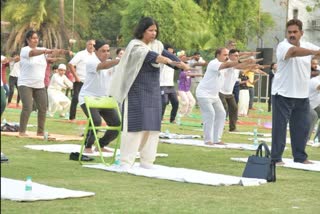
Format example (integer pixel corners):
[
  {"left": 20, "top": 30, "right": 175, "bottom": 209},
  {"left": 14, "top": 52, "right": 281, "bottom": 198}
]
[{"left": 110, "top": 17, "right": 188, "bottom": 170}]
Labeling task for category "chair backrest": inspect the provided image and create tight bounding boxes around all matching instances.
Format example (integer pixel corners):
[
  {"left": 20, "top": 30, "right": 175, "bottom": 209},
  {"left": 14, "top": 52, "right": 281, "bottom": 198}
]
[{"left": 84, "top": 96, "right": 119, "bottom": 109}]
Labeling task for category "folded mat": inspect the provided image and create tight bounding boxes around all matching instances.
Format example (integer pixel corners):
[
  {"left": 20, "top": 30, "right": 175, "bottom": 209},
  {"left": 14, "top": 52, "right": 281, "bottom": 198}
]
[
  {"left": 160, "top": 139, "right": 261, "bottom": 151},
  {"left": 159, "top": 132, "right": 201, "bottom": 139},
  {"left": 83, "top": 163, "right": 266, "bottom": 186},
  {"left": 2, "top": 131, "right": 82, "bottom": 141},
  {"left": 231, "top": 158, "right": 320, "bottom": 172},
  {"left": 229, "top": 131, "right": 271, "bottom": 137},
  {"left": 1, "top": 177, "right": 94, "bottom": 202},
  {"left": 24, "top": 144, "right": 168, "bottom": 158}
]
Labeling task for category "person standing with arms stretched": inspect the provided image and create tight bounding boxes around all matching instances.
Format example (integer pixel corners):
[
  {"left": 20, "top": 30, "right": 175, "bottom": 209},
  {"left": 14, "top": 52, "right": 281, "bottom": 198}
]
[{"left": 271, "top": 19, "right": 320, "bottom": 165}]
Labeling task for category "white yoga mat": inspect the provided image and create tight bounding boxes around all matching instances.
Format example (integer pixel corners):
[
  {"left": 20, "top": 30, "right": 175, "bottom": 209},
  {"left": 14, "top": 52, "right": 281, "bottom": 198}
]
[
  {"left": 159, "top": 132, "right": 201, "bottom": 139},
  {"left": 24, "top": 144, "right": 168, "bottom": 158},
  {"left": 229, "top": 131, "right": 271, "bottom": 137},
  {"left": 248, "top": 137, "right": 291, "bottom": 144},
  {"left": 1, "top": 177, "right": 95, "bottom": 202},
  {"left": 83, "top": 163, "right": 267, "bottom": 187},
  {"left": 231, "top": 158, "right": 320, "bottom": 172},
  {"left": 160, "top": 139, "right": 260, "bottom": 151}
]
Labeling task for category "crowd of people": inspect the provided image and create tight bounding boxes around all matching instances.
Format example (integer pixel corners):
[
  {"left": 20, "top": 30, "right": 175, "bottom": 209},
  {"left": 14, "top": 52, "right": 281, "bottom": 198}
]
[{"left": 1, "top": 17, "right": 319, "bottom": 168}]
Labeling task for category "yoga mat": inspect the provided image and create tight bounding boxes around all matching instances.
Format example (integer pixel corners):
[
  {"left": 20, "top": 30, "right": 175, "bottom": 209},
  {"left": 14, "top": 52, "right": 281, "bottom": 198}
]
[
  {"left": 231, "top": 158, "right": 320, "bottom": 172},
  {"left": 24, "top": 144, "right": 168, "bottom": 158},
  {"left": 229, "top": 131, "right": 271, "bottom": 137},
  {"left": 160, "top": 139, "right": 261, "bottom": 151},
  {"left": 1, "top": 131, "right": 82, "bottom": 141},
  {"left": 1, "top": 177, "right": 94, "bottom": 202},
  {"left": 159, "top": 132, "right": 201, "bottom": 139},
  {"left": 83, "top": 163, "right": 267, "bottom": 187}
]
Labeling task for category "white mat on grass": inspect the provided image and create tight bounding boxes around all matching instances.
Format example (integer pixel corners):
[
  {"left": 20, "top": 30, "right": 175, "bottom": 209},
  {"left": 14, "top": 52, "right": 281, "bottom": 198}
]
[
  {"left": 1, "top": 177, "right": 94, "bottom": 202},
  {"left": 83, "top": 163, "right": 266, "bottom": 186},
  {"left": 159, "top": 132, "right": 201, "bottom": 139},
  {"left": 160, "top": 139, "right": 260, "bottom": 151},
  {"left": 24, "top": 144, "right": 168, "bottom": 158},
  {"left": 248, "top": 137, "right": 291, "bottom": 144},
  {"left": 231, "top": 158, "right": 320, "bottom": 172},
  {"left": 229, "top": 131, "right": 271, "bottom": 137}
]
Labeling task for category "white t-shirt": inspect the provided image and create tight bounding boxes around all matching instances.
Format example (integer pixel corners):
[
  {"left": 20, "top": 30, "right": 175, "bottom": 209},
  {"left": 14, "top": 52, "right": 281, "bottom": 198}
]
[
  {"left": 48, "top": 73, "right": 73, "bottom": 91},
  {"left": 309, "top": 76, "right": 320, "bottom": 109},
  {"left": 196, "top": 58, "right": 223, "bottom": 98},
  {"left": 69, "top": 49, "right": 93, "bottom": 82},
  {"left": 78, "top": 54, "right": 113, "bottom": 105},
  {"left": 220, "top": 67, "right": 240, "bottom": 95},
  {"left": 1, "top": 55, "right": 6, "bottom": 86},
  {"left": 18, "top": 46, "right": 47, "bottom": 88},
  {"left": 272, "top": 39, "right": 320, "bottom": 98},
  {"left": 160, "top": 64, "right": 175, "bottom": 86},
  {"left": 9, "top": 61, "right": 20, "bottom": 77},
  {"left": 188, "top": 57, "right": 205, "bottom": 82}
]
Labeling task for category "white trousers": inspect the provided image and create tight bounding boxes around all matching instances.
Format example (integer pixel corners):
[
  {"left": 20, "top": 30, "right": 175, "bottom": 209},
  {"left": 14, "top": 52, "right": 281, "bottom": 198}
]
[
  {"left": 197, "top": 97, "right": 226, "bottom": 143},
  {"left": 48, "top": 89, "right": 71, "bottom": 116},
  {"left": 238, "top": 89, "right": 249, "bottom": 116},
  {"left": 178, "top": 90, "right": 195, "bottom": 116},
  {"left": 120, "top": 98, "right": 159, "bottom": 169}
]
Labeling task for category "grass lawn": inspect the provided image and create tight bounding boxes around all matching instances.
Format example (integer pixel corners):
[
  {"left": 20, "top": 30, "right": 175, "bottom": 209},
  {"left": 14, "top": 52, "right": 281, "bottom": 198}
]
[{"left": 1, "top": 102, "right": 320, "bottom": 214}]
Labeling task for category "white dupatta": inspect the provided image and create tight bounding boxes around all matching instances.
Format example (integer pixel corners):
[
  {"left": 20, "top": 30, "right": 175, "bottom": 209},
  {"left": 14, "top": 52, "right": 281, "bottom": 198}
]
[{"left": 109, "top": 39, "right": 164, "bottom": 104}]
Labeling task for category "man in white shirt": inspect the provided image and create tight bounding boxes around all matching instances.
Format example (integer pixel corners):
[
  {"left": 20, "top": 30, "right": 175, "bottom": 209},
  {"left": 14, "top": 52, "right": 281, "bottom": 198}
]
[
  {"left": 271, "top": 19, "right": 320, "bottom": 165},
  {"left": 68, "top": 40, "right": 95, "bottom": 121},
  {"left": 189, "top": 52, "right": 207, "bottom": 102}
]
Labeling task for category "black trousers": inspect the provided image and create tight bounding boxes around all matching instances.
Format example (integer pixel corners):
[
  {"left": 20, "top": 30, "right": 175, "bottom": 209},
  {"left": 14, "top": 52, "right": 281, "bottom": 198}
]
[
  {"left": 232, "top": 81, "right": 240, "bottom": 104},
  {"left": 69, "top": 81, "right": 83, "bottom": 120},
  {"left": 8, "top": 76, "right": 20, "bottom": 104},
  {"left": 219, "top": 92, "right": 238, "bottom": 131},
  {"left": 161, "top": 86, "right": 179, "bottom": 123},
  {"left": 271, "top": 94, "right": 310, "bottom": 163},
  {"left": 81, "top": 104, "right": 121, "bottom": 148}
]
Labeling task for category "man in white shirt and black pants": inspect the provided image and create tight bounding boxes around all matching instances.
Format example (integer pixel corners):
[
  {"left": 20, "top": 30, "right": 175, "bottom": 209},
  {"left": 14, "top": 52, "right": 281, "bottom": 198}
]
[{"left": 271, "top": 19, "right": 320, "bottom": 165}]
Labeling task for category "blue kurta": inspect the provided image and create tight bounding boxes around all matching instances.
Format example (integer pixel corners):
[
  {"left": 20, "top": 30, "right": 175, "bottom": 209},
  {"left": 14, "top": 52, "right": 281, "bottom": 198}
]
[{"left": 126, "top": 49, "right": 179, "bottom": 132}]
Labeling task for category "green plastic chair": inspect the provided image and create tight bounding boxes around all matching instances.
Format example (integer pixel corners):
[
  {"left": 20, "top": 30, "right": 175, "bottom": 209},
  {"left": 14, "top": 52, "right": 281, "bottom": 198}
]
[{"left": 79, "top": 96, "right": 122, "bottom": 165}]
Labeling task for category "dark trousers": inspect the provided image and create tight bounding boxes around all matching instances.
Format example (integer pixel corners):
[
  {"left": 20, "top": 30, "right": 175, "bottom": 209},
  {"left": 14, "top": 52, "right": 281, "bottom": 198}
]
[
  {"left": 219, "top": 93, "right": 238, "bottom": 131},
  {"left": 161, "top": 86, "right": 179, "bottom": 123},
  {"left": 271, "top": 95, "right": 309, "bottom": 163},
  {"left": 248, "top": 87, "right": 254, "bottom": 109},
  {"left": 232, "top": 81, "right": 240, "bottom": 104},
  {"left": 1, "top": 86, "right": 6, "bottom": 116},
  {"left": 81, "top": 104, "right": 121, "bottom": 148},
  {"left": 8, "top": 76, "right": 20, "bottom": 104},
  {"left": 69, "top": 81, "right": 83, "bottom": 120}
]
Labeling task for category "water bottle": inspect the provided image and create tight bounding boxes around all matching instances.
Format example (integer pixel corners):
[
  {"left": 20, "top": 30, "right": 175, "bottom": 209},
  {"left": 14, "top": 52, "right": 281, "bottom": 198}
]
[
  {"left": 114, "top": 153, "right": 121, "bottom": 166},
  {"left": 165, "top": 129, "right": 170, "bottom": 136},
  {"left": 25, "top": 176, "right": 32, "bottom": 191},
  {"left": 253, "top": 128, "right": 259, "bottom": 146},
  {"left": 176, "top": 114, "right": 181, "bottom": 126},
  {"left": 257, "top": 118, "right": 261, "bottom": 126},
  {"left": 315, "top": 136, "right": 319, "bottom": 144},
  {"left": 2, "top": 118, "right": 7, "bottom": 125},
  {"left": 64, "top": 112, "right": 69, "bottom": 120},
  {"left": 44, "top": 130, "right": 49, "bottom": 141}
]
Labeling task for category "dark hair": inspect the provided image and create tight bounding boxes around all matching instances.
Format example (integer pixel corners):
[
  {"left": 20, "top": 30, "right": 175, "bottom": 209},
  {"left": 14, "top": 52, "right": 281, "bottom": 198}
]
[
  {"left": 11, "top": 51, "right": 19, "bottom": 57},
  {"left": 94, "top": 40, "right": 107, "bottom": 50},
  {"left": 229, "top": 49, "right": 240, "bottom": 55},
  {"left": 116, "top": 48, "right": 123, "bottom": 55},
  {"left": 193, "top": 51, "right": 200, "bottom": 56},
  {"left": 134, "top": 17, "right": 159, "bottom": 39},
  {"left": 215, "top": 47, "right": 226, "bottom": 58},
  {"left": 270, "top": 62, "right": 276, "bottom": 69},
  {"left": 24, "top": 30, "right": 37, "bottom": 46},
  {"left": 164, "top": 43, "right": 173, "bottom": 50},
  {"left": 286, "top": 19, "right": 303, "bottom": 31},
  {"left": 52, "top": 64, "right": 58, "bottom": 70}
]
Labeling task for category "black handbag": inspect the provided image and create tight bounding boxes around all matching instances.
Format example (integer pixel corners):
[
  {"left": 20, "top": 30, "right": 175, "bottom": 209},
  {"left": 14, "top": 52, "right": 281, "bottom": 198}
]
[{"left": 242, "top": 142, "right": 276, "bottom": 182}]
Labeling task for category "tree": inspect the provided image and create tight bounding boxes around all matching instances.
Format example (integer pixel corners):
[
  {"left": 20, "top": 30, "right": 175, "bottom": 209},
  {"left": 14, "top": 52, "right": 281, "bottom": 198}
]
[{"left": 1, "top": 0, "right": 90, "bottom": 53}]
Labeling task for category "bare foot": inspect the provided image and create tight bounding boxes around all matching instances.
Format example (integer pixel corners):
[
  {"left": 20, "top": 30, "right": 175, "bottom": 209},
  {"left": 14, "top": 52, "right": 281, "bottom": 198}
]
[
  {"left": 95, "top": 147, "right": 113, "bottom": 153},
  {"left": 276, "top": 161, "right": 285, "bottom": 166},
  {"left": 302, "top": 160, "right": 313, "bottom": 164},
  {"left": 204, "top": 142, "right": 214, "bottom": 145},
  {"left": 37, "top": 132, "right": 44, "bottom": 136},
  {"left": 214, "top": 142, "right": 226, "bottom": 145},
  {"left": 84, "top": 148, "right": 93, "bottom": 153},
  {"left": 19, "top": 132, "right": 28, "bottom": 136}
]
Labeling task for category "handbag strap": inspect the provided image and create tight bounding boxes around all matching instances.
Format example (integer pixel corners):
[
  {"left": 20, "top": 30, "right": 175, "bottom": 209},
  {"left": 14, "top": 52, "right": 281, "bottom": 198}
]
[{"left": 255, "top": 142, "right": 271, "bottom": 158}]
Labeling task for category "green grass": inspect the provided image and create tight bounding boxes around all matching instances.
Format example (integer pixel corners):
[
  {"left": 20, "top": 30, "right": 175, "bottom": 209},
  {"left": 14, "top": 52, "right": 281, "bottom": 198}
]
[{"left": 1, "top": 103, "right": 320, "bottom": 214}]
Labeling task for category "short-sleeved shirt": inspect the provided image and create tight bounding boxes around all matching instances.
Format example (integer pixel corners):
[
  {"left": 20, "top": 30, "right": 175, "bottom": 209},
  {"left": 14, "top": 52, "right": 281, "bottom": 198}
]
[
  {"left": 79, "top": 54, "right": 112, "bottom": 105},
  {"left": 220, "top": 67, "right": 240, "bottom": 95},
  {"left": 196, "top": 58, "right": 223, "bottom": 99},
  {"left": 1, "top": 55, "right": 6, "bottom": 86},
  {"left": 69, "top": 49, "right": 93, "bottom": 82},
  {"left": 18, "top": 46, "right": 47, "bottom": 88},
  {"left": 160, "top": 64, "right": 175, "bottom": 87},
  {"left": 309, "top": 76, "right": 320, "bottom": 109},
  {"left": 272, "top": 39, "right": 320, "bottom": 98}
]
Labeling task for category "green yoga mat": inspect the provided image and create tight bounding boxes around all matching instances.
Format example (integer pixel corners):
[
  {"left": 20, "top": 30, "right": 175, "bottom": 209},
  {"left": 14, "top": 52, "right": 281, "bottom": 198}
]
[{"left": 162, "top": 121, "right": 202, "bottom": 128}]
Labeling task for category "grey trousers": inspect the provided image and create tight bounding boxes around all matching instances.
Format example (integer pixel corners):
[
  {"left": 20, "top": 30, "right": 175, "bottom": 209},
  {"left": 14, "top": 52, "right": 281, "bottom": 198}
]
[
  {"left": 307, "top": 105, "right": 320, "bottom": 140},
  {"left": 18, "top": 86, "right": 47, "bottom": 134}
]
